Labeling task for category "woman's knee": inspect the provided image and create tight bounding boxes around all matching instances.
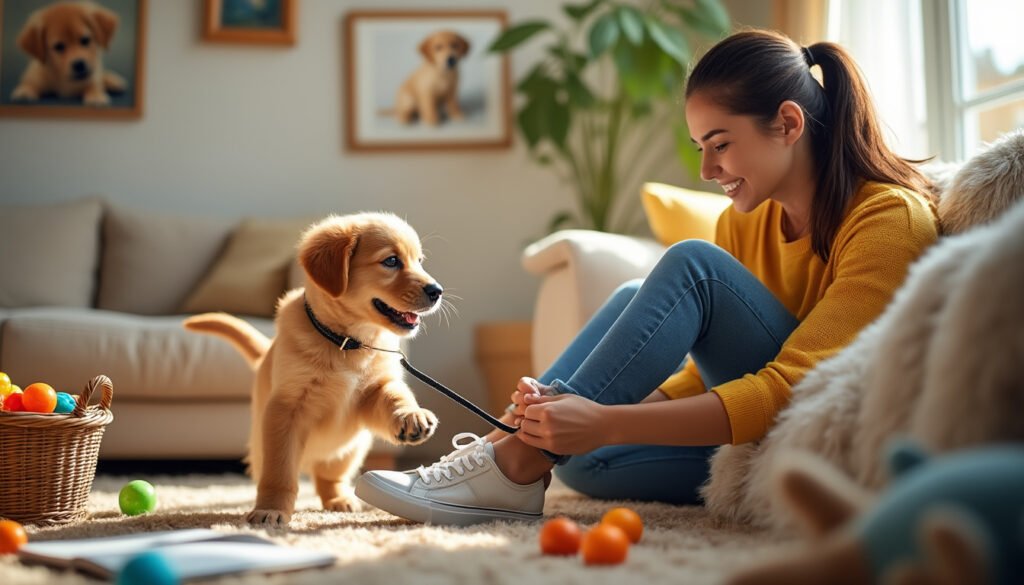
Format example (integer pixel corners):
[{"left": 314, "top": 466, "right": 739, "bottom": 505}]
[
  {"left": 611, "top": 278, "right": 643, "bottom": 302},
  {"left": 663, "top": 239, "right": 725, "bottom": 266}
]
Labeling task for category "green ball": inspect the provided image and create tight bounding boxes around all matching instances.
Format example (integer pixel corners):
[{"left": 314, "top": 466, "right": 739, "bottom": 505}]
[{"left": 119, "top": 480, "right": 157, "bottom": 516}]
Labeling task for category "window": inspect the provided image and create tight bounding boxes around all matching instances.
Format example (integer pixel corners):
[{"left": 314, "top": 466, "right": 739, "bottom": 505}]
[{"left": 831, "top": 0, "right": 1024, "bottom": 161}]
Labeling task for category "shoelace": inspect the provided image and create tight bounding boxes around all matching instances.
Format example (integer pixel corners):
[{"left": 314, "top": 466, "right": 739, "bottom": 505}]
[{"left": 416, "top": 432, "right": 488, "bottom": 484}]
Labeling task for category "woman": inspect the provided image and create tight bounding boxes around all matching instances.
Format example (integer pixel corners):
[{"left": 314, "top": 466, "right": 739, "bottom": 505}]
[{"left": 355, "top": 29, "right": 939, "bottom": 525}]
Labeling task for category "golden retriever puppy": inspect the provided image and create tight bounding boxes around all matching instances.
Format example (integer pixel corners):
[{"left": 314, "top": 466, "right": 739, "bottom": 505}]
[
  {"left": 184, "top": 213, "right": 443, "bottom": 526},
  {"left": 11, "top": 1, "right": 126, "bottom": 106},
  {"left": 394, "top": 30, "right": 470, "bottom": 125}
]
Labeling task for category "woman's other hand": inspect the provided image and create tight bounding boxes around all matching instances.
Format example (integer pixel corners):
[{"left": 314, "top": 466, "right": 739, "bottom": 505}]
[
  {"left": 509, "top": 377, "right": 553, "bottom": 419},
  {"left": 515, "top": 393, "right": 609, "bottom": 454}
]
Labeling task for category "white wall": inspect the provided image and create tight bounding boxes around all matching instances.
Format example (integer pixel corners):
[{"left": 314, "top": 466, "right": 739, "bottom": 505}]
[{"left": 0, "top": 0, "right": 766, "bottom": 460}]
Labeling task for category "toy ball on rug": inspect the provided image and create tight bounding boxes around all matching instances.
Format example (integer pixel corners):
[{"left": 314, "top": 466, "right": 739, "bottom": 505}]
[
  {"left": 116, "top": 551, "right": 179, "bottom": 585},
  {"left": 119, "top": 480, "right": 157, "bottom": 516},
  {"left": 727, "top": 441, "right": 1024, "bottom": 585}
]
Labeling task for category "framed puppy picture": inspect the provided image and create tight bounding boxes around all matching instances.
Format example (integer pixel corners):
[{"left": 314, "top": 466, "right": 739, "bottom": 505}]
[
  {"left": 0, "top": 0, "right": 147, "bottom": 119},
  {"left": 202, "top": 0, "right": 297, "bottom": 46},
  {"left": 344, "top": 10, "right": 511, "bottom": 152}
]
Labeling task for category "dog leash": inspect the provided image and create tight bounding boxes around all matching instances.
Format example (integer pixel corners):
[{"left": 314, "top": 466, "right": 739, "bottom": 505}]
[{"left": 304, "top": 300, "right": 519, "bottom": 434}]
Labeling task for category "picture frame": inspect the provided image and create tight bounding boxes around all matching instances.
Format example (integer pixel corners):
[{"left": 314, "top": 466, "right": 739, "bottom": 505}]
[
  {"left": 344, "top": 10, "right": 511, "bottom": 152},
  {"left": 203, "top": 0, "right": 297, "bottom": 46},
  {"left": 0, "top": 0, "right": 147, "bottom": 119}
]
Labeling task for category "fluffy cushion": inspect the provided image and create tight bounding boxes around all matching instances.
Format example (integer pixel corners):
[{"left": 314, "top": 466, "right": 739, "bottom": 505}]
[
  {"left": 97, "top": 205, "right": 233, "bottom": 315},
  {"left": 641, "top": 182, "right": 730, "bottom": 246},
  {"left": 0, "top": 198, "right": 103, "bottom": 308},
  {"left": 181, "top": 218, "right": 311, "bottom": 317}
]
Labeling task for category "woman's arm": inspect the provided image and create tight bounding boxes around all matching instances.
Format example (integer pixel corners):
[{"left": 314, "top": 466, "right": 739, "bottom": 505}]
[
  {"left": 606, "top": 392, "right": 732, "bottom": 445},
  {"left": 516, "top": 391, "right": 732, "bottom": 453}
]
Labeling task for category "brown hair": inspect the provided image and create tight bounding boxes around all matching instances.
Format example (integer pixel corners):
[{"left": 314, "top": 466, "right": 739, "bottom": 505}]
[{"left": 685, "top": 29, "right": 933, "bottom": 261}]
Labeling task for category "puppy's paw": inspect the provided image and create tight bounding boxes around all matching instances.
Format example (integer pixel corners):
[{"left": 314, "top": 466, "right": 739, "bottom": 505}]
[
  {"left": 10, "top": 85, "right": 38, "bottom": 102},
  {"left": 83, "top": 90, "right": 111, "bottom": 107},
  {"left": 246, "top": 508, "right": 291, "bottom": 526},
  {"left": 391, "top": 408, "right": 438, "bottom": 444},
  {"left": 323, "top": 495, "right": 362, "bottom": 513},
  {"left": 105, "top": 72, "right": 127, "bottom": 93}
]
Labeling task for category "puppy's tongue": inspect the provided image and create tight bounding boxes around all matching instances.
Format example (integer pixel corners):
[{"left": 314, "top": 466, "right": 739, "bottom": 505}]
[{"left": 403, "top": 312, "right": 420, "bottom": 326}]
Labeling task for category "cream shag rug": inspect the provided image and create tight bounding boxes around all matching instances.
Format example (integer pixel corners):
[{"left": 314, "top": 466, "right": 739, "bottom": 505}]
[{"left": 2, "top": 474, "right": 792, "bottom": 584}]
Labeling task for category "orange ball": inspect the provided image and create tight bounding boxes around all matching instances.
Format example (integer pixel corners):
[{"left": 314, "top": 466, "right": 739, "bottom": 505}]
[
  {"left": 539, "top": 517, "right": 582, "bottom": 556},
  {"left": 0, "top": 519, "right": 28, "bottom": 554},
  {"left": 601, "top": 507, "right": 643, "bottom": 543},
  {"left": 22, "top": 383, "right": 57, "bottom": 413},
  {"left": 580, "top": 523, "right": 629, "bottom": 565}
]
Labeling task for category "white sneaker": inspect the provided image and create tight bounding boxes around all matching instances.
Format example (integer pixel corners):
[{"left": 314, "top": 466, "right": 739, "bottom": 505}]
[{"left": 355, "top": 432, "right": 545, "bottom": 526}]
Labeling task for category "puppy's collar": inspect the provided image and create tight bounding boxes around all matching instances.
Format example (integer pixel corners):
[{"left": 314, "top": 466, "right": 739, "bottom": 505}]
[{"left": 304, "top": 298, "right": 363, "bottom": 351}]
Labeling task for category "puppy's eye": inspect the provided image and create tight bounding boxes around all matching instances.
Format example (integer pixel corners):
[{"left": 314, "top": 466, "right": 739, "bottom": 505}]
[
  {"left": 80, "top": 36, "right": 91, "bottom": 47},
  {"left": 53, "top": 42, "right": 66, "bottom": 53},
  {"left": 381, "top": 256, "right": 402, "bottom": 269}
]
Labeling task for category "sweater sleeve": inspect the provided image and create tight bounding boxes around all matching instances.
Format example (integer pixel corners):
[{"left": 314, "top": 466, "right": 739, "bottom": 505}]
[{"left": 713, "top": 192, "right": 938, "bottom": 444}]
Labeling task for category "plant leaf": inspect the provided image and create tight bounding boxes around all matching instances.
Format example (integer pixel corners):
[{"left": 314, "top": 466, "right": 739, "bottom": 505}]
[
  {"left": 564, "top": 0, "right": 604, "bottom": 22},
  {"left": 548, "top": 211, "right": 576, "bottom": 233},
  {"left": 548, "top": 47, "right": 588, "bottom": 73},
  {"left": 588, "top": 11, "right": 620, "bottom": 57},
  {"left": 617, "top": 6, "right": 645, "bottom": 45},
  {"left": 645, "top": 17, "right": 690, "bottom": 66},
  {"left": 517, "top": 100, "right": 547, "bottom": 148},
  {"left": 488, "top": 21, "right": 550, "bottom": 52},
  {"left": 566, "top": 72, "right": 597, "bottom": 108},
  {"left": 667, "top": 0, "right": 730, "bottom": 38},
  {"left": 674, "top": 121, "right": 703, "bottom": 181},
  {"left": 696, "top": 0, "right": 731, "bottom": 36},
  {"left": 549, "top": 100, "right": 572, "bottom": 148}
]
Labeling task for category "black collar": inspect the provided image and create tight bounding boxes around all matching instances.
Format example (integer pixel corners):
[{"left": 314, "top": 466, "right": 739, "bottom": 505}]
[{"left": 304, "top": 298, "right": 363, "bottom": 350}]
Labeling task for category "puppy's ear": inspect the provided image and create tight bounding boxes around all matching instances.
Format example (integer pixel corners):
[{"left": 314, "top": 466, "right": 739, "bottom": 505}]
[
  {"left": 17, "top": 15, "right": 47, "bottom": 63},
  {"left": 419, "top": 36, "right": 434, "bottom": 61},
  {"left": 299, "top": 223, "right": 359, "bottom": 298},
  {"left": 88, "top": 4, "right": 119, "bottom": 49},
  {"left": 456, "top": 34, "right": 470, "bottom": 57}
]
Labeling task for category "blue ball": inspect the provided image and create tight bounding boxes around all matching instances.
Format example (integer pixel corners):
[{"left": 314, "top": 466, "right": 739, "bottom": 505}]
[
  {"left": 53, "top": 392, "right": 75, "bottom": 414},
  {"left": 116, "top": 551, "right": 179, "bottom": 585}
]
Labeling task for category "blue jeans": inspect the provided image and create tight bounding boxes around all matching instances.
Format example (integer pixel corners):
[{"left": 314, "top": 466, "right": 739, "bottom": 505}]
[{"left": 539, "top": 240, "right": 800, "bottom": 505}]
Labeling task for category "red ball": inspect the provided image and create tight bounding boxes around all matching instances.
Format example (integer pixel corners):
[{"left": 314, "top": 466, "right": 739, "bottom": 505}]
[{"left": 3, "top": 393, "right": 24, "bottom": 412}]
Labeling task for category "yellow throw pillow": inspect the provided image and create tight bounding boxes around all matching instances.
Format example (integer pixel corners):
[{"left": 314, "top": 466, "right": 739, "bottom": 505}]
[
  {"left": 641, "top": 182, "right": 731, "bottom": 246},
  {"left": 181, "top": 218, "right": 313, "bottom": 317}
]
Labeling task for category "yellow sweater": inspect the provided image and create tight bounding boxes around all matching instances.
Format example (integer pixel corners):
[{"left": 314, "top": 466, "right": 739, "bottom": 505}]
[{"left": 659, "top": 181, "right": 938, "bottom": 444}]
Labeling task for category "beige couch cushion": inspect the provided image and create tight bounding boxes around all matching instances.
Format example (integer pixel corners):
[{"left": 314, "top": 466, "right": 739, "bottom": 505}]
[
  {"left": 97, "top": 206, "right": 233, "bottom": 315},
  {"left": 0, "top": 307, "right": 272, "bottom": 400},
  {"left": 181, "top": 218, "right": 310, "bottom": 317},
  {"left": 0, "top": 198, "right": 103, "bottom": 308}
]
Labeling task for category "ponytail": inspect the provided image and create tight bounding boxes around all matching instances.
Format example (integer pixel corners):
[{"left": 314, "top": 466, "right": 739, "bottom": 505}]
[{"left": 687, "top": 30, "right": 933, "bottom": 261}]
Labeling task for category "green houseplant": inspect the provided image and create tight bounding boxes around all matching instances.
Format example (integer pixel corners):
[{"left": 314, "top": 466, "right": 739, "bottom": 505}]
[{"left": 489, "top": 0, "right": 730, "bottom": 234}]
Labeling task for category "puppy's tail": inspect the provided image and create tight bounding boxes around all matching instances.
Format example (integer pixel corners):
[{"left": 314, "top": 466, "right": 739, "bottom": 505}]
[{"left": 183, "top": 313, "right": 270, "bottom": 368}]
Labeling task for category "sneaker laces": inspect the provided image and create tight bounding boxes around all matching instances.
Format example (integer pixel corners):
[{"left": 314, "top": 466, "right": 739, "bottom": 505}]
[{"left": 416, "top": 432, "right": 489, "bottom": 484}]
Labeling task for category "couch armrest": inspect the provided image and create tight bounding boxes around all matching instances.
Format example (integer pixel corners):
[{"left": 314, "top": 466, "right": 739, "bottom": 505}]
[{"left": 522, "top": 230, "right": 665, "bottom": 375}]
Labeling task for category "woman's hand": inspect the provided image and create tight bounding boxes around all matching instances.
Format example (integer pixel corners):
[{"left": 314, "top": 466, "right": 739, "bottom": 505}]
[
  {"left": 508, "top": 377, "right": 553, "bottom": 418},
  {"left": 514, "top": 393, "right": 609, "bottom": 455}
]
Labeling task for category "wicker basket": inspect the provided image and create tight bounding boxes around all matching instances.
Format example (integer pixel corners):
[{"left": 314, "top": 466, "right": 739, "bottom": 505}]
[{"left": 0, "top": 375, "right": 114, "bottom": 526}]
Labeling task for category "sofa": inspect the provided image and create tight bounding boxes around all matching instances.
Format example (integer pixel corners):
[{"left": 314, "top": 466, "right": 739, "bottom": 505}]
[
  {"left": 521, "top": 182, "right": 730, "bottom": 375},
  {"left": 0, "top": 197, "right": 400, "bottom": 466}
]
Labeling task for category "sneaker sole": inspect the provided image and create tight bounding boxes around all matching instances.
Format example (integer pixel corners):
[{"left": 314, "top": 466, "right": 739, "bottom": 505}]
[{"left": 355, "top": 473, "right": 543, "bottom": 526}]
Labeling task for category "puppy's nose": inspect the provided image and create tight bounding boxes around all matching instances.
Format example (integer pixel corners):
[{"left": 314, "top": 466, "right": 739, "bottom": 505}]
[
  {"left": 446, "top": 56, "right": 457, "bottom": 69},
  {"left": 72, "top": 60, "right": 88, "bottom": 74},
  {"left": 423, "top": 283, "right": 443, "bottom": 303}
]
